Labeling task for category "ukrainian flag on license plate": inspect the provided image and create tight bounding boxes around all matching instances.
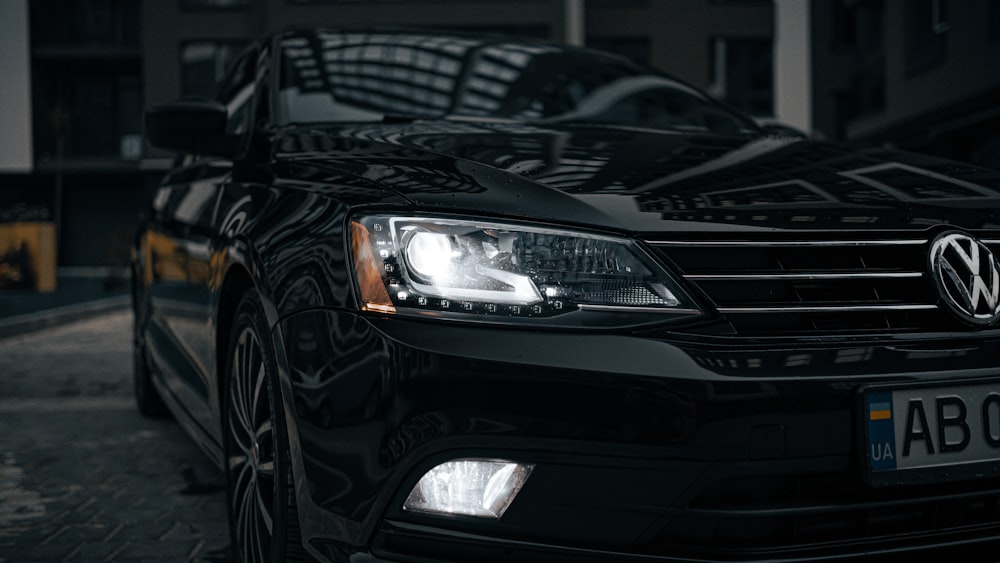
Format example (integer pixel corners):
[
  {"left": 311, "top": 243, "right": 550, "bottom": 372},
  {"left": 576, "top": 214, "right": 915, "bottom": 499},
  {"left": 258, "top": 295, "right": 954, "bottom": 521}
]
[{"left": 867, "top": 391, "right": 897, "bottom": 471}]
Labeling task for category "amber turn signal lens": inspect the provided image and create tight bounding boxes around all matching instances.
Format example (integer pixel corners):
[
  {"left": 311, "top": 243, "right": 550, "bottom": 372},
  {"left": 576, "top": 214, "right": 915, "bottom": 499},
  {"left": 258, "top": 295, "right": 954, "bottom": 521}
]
[{"left": 351, "top": 220, "right": 395, "bottom": 314}]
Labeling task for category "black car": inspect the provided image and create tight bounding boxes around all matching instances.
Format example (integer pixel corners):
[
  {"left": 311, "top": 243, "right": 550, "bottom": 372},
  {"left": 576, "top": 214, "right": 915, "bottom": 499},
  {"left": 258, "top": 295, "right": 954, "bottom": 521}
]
[{"left": 134, "top": 28, "right": 1000, "bottom": 562}]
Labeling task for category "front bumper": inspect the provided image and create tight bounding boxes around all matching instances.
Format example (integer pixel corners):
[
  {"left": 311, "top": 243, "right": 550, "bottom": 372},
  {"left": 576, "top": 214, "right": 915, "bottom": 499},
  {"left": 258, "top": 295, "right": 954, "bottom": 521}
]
[{"left": 276, "top": 309, "right": 1000, "bottom": 562}]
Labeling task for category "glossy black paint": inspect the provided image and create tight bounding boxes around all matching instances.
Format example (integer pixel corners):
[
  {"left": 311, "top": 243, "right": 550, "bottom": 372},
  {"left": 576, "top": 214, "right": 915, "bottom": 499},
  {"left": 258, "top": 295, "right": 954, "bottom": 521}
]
[
  {"left": 276, "top": 124, "right": 1000, "bottom": 234},
  {"left": 134, "top": 29, "right": 1000, "bottom": 562}
]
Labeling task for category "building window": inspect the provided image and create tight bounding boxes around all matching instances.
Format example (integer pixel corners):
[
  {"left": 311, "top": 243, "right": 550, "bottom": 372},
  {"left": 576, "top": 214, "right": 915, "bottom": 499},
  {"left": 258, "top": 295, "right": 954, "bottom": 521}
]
[
  {"left": 849, "top": 62, "right": 885, "bottom": 119},
  {"left": 832, "top": 0, "right": 883, "bottom": 53},
  {"left": 708, "top": 37, "right": 773, "bottom": 117},
  {"left": 33, "top": 67, "right": 143, "bottom": 160},
  {"left": 30, "top": 0, "right": 140, "bottom": 47},
  {"left": 181, "top": 41, "right": 249, "bottom": 97},
  {"left": 905, "top": 0, "right": 948, "bottom": 75},
  {"left": 29, "top": 0, "right": 143, "bottom": 162},
  {"left": 831, "top": 0, "right": 885, "bottom": 120}
]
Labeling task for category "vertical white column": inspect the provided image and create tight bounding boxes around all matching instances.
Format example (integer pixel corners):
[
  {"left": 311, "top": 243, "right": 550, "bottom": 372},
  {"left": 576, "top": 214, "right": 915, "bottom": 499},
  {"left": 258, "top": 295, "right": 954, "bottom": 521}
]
[
  {"left": 774, "top": 0, "right": 812, "bottom": 131},
  {"left": 0, "top": 0, "right": 33, "bottom": 172},
  {"left": 564, "top": 0, "right": 585, "bottom": 47}
]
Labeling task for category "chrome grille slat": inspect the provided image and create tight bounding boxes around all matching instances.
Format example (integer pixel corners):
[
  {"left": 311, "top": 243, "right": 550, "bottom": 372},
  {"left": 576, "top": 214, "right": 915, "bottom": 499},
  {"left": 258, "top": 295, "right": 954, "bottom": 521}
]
[
  {"left": 716, "top": 304, "right": 938, "bottom": 314},
  {"left": 650, "top": 239, "right": 928, "bottom": 247},
  {"left": 686, "top": 272, "right": 924, "bottom": 281},
  {"left": 648, "top": 235, "right": 969, "bottom": 335}
]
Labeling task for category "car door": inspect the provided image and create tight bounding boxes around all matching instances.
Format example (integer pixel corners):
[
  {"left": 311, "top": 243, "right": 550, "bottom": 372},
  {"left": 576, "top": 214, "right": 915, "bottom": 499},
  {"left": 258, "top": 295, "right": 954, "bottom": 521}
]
[{"left": 146, "top": 49, "right": 257, "bottom": 438}]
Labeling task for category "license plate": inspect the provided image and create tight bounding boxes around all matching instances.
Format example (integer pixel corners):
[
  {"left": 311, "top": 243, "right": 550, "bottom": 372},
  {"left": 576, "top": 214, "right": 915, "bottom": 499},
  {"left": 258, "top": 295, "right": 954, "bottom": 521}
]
[{"left": 864, "top": 381, "right": 1000, "bottom": 484}]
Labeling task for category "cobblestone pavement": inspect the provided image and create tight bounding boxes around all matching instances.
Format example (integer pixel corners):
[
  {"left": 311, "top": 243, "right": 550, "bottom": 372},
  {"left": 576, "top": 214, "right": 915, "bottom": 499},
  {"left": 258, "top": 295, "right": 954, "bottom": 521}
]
[{"left": 0, "top": 311, "right": 231, "bottom": 562}]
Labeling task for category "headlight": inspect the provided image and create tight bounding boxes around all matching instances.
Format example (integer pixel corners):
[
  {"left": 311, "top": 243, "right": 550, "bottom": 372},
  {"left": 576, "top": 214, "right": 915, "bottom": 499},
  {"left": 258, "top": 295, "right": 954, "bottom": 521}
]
[{"left": 350, "top": 215, "right": 702, "bottom": 326}]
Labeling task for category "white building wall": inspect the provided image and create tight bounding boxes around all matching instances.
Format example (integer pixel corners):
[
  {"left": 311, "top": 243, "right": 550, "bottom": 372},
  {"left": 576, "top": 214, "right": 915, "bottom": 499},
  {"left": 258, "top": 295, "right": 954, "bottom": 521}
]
[
  {"left": 0, "top": 0, "right": 33, "bottom": 172},
  {"left": 774, "top": 0, "right": 812, "bottom": 133}
]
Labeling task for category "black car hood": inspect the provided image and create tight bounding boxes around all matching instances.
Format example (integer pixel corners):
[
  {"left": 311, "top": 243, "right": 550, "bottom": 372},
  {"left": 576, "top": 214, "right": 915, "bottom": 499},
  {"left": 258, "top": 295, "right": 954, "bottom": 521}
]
[{"left": 274, "top": 121, "right": 1000, "bottom": 235}]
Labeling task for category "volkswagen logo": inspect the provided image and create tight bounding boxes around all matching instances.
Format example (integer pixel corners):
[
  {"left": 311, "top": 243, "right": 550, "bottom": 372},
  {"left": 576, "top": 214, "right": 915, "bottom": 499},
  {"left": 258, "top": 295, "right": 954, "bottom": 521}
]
[{"left": 929, "top": 232, "right": 1000, "bottom": 326}]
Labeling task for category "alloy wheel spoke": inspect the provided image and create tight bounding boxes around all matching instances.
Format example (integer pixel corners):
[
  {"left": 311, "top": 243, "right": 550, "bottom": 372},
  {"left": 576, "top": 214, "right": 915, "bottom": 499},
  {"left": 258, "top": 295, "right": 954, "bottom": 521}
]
[
  {"left": 236, "top": 474, "right": 255, "bottom": 559},
  {"left": 230, "top": 459, "right": 253, "bottom": 515},
  {"left": 228, "top": 406, "right": 253, "bottom": 451},
  {"left": 256, "top": 482, "right": 274, "bottom": 534},
  {"left": 251, "top": 363, "right": 267, "bottom": 424},
  {"left": 251, "top": 487, "right": 268, "bottom": 562},
  {"left": 231, "top": 340, "right": 254, "bottom": 439},
  {"left": 227, "top": 453, "right": 249, "bottom": 472},
  {"left": 255, "top": 419, "right": 275, "bottom": 477},
  {"left": 240, "top": 336, "right": 259, "bottom": 432},
  {"left": 237, "top": 336, "right": 252, "bottom": 418},
  {"left": 255, "top": 419, "right": 273, "bottom": 442},
  {"left": 246, "top": 499, "right": 259, "bottom": 562},
  {"left": 256, "top": 459, "right": 275, "bottom": 478}
]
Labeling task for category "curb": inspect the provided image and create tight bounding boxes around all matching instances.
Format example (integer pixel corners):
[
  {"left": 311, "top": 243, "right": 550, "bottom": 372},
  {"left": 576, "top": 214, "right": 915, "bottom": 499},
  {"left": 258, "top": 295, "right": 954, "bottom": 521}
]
[{"left": 0, "top": 295, "right": 131, "bottom": 340}]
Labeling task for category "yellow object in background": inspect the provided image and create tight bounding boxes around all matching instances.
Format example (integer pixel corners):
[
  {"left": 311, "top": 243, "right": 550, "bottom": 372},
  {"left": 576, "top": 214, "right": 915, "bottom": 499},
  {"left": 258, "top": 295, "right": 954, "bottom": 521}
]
[{"left": 0, "top": 222, "right": 56, "bottom": 292}]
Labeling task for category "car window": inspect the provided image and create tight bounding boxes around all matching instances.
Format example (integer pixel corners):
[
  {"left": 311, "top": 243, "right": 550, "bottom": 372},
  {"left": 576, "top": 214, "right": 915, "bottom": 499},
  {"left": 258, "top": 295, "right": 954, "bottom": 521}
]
[
  {"left": 276, "top": 30, "right": 759, "bottom": 135},
  {"left": 216, "top": 49, "right": 256, "bottom": 135}
]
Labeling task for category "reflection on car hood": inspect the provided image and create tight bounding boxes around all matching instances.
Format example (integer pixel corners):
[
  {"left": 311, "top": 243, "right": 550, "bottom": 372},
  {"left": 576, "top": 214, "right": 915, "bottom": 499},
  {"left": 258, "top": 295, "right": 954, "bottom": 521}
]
[{"left": 273, "top": 121, "right": 1000, "bottom": 234}]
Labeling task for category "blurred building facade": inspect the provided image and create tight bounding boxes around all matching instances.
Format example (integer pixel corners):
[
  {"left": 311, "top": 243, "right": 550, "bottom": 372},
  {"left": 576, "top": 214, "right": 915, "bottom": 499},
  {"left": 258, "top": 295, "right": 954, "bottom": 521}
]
[
  {"left": 0, "top": 0, "right": 997, "bottom": 268},
  {"left": 806, "top": 0, "right": 1000, "bottom": 168},
  {"left": 1, "top": 0, "right": 146, "bottom": 269}
]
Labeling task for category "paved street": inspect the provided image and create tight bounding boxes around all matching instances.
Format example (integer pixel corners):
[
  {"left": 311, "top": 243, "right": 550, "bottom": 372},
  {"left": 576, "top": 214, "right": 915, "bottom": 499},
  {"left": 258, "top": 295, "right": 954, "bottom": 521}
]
[{"left": 0, "top": 311, "right": 231, "bottom": 562}]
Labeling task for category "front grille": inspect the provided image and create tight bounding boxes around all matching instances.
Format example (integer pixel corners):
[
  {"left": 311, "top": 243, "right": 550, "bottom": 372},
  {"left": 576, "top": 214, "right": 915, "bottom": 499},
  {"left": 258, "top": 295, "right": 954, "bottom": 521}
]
[
  {"left": 650, "top": 235, "right": 1000, "bottom": 336},
  {"left": 652, "top": 472, "right": 1000, "bottom": 558}
]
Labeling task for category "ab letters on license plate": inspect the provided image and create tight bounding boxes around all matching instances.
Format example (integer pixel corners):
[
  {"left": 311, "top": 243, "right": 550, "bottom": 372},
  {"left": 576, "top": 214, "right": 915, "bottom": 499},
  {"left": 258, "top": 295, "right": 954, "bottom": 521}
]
[{"left": 866, "top": 382, "right": 1000, "bottom": 477}]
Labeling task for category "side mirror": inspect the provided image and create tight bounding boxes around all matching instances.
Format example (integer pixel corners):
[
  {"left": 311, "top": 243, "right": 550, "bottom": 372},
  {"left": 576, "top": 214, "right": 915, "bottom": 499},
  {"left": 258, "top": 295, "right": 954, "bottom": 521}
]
[{"left": 144, "top": 99, "right": 239, "bottom": 157}]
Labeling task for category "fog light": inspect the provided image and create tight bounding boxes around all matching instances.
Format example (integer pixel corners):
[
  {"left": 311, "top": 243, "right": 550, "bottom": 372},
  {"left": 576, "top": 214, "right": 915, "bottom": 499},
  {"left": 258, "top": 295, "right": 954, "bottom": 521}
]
[{"left": 403, "top": 458, "right": 533, "bottom": 519}]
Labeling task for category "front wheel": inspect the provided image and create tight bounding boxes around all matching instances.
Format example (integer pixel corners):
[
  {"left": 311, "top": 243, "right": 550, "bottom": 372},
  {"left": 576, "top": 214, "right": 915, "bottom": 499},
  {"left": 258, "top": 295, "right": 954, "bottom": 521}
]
[{"left": 223, "top": 292, "right": 304, "bottom": 562}]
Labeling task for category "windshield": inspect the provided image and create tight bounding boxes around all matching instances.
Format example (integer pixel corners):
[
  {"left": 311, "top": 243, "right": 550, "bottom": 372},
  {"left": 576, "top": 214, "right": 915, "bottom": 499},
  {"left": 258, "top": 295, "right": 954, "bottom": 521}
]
[{"left": 278, "top": 30, "right": 760, "bottom": 135}]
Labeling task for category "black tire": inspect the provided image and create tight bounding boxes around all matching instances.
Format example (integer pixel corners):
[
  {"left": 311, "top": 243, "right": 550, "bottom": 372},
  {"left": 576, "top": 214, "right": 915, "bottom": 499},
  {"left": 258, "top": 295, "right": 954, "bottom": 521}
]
[
  {"left": 223, "top": 291, "right": 305, "bottom": 562},
  {"left": 133, "top": 292, "right": 168, "bottom": 418}
]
